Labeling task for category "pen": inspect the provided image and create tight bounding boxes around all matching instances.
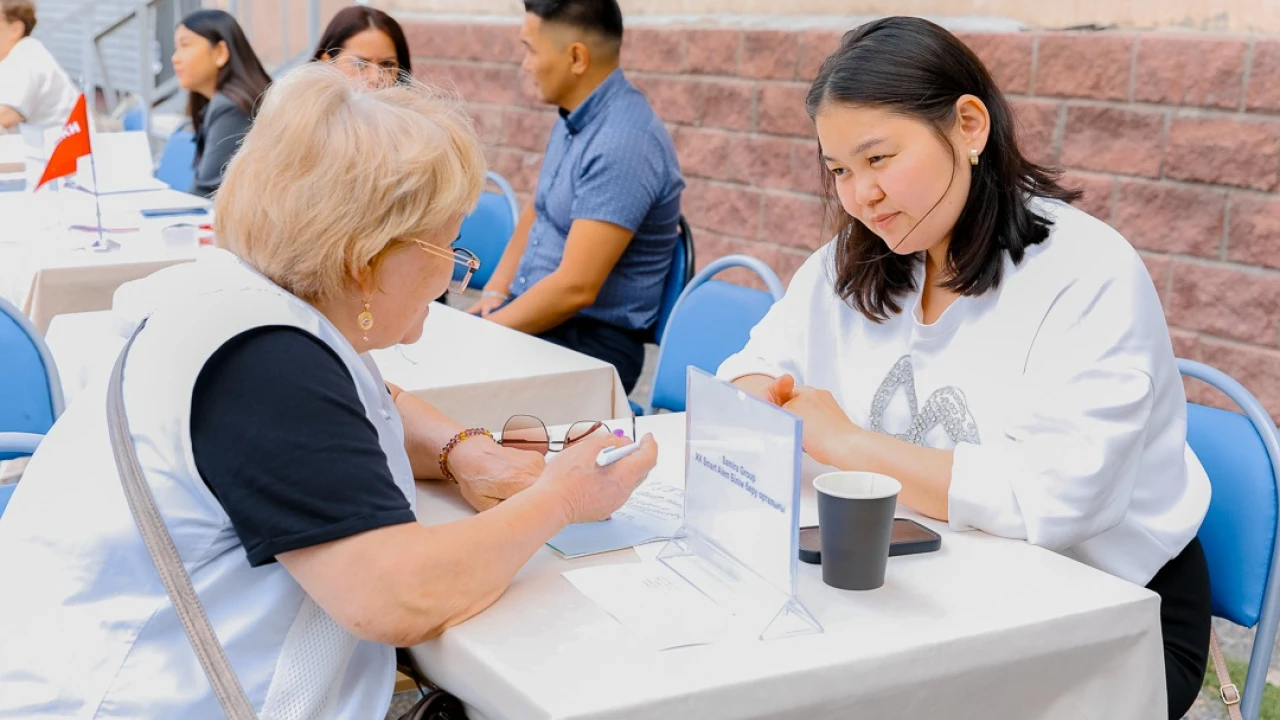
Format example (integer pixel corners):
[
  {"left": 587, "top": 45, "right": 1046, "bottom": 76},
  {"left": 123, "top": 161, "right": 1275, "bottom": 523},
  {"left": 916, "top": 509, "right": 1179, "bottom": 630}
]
[{"left": 596, "top": 440, "right": 642, "bottom": 467}]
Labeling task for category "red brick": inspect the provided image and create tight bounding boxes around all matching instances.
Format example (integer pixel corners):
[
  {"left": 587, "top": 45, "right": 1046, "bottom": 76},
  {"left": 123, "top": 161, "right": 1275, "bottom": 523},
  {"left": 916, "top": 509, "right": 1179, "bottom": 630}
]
[
  {"left": 787, "top": 139, "right": 825, "bottom": 196},
  {"left": 466, "top": 104, "right": 506, "bottom": 146},
  {"left": 684, "top": 29, "right": 740, "bottom": 76},
  {"left": 1011, "top": 99, "right": 1060, "bottom": 166},
  {"left": 758, "top": 83, "right": 815, "bottom": 138},
  {"left": 1133, "top": 36, "right": 1246, "bottom": 109},
  {"left": 683, "top": 179, "right": 761, "bottom": 238},
  {"left": 673, "top": 127, "right": 740, "bottom": 183},
  {"left": 1035, "top": 33, "right": 1135, "bottom": 100},
  {"left": 501, "top": 109, "right": 556, "bottom": 152},
  {"left": 699, "top": 79, "right": 754, "bottom": 132},
  {"left": 404, "top": 22, "right": 471, "bottom": 60},
  {"left": 796, "top": 29, "right": 843, "bottom": 82},
  {"left": 1168, "top": 261, "right": 1280, "bottom": 345},
  {"left": 631, "top": 75, "right": 702, "bottom": 125},
  {"left": 468, "top": 23, "right": 524, "bottom": 65},
  {"left": 1060, "top": 106, "right": 1164, "bottom": 178},
  {"left": 1138, "top": 251, "right": 1172, "bottom": 306},
  {"left": 1246, "top": 41, "right": 1280, "bottom": 113},
  {"left": 1113, "top": 180, "right": 1225, "bottom": 258},
  {"left": 417, "top": 62, "right": 520, "bottom": 105},
  {"left": 957, "top": 32, "right": 1033, "bottom": 95},
  {"left": 1170, "top": 328, "right": 1201, "bottom": 361},
  {"left": 1228, "top": 194, "right": 1280, "bottom": 271},
  {"left": 1062, "top": 171, "right": 1114, "bottom": 222},
  {"left": 741, "top": 30, "right": 799, "bottom": 80},
  {"left": 1198, "top": 338, "right": 1280, "bottom": 421},
  {"left": 516, "top": 72, "right": 543, "bottom": 109},
  {"left": 760, "top": 192, "right": 826, "bottom": 249},
  {"left": 489, "top": 149, "right": 542, "bottom": 195},
  {"left": 743, "top": 136, "right": 794, "bottom": 189},
  {"left": 693, "top": 230, "right": 809, "bottom": 289},
  {"left": 622, "top": 27, "right": 685, "bottom": 74},
  {"left": 1166, "top": 117, "right": 1280, "bottom": 191}
]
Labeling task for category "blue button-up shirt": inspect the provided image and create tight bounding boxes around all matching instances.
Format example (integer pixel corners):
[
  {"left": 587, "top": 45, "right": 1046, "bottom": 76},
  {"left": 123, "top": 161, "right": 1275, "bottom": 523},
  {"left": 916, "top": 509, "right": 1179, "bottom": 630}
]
[{"left": 509, "top": 68, "right": 684, "bottom": 331}]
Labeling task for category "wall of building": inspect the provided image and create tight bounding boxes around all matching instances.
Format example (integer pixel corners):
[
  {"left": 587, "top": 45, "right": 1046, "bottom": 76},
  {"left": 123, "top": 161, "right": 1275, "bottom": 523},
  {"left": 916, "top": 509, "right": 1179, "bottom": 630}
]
[
  {"left": 388, "top": 0, "right": 1280, "bottom": 34},
  {"left": 404, "top": 16, "right": 1280, "bottom": 416}
]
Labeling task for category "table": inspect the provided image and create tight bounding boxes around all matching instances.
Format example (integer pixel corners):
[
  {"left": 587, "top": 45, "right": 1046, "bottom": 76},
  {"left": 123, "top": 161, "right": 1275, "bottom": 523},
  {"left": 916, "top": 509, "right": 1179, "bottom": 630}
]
[
  {"left": 44, "top": 303, "right": 630, "bottom": 429},
  {"left": 409, "top": 412, "right": 1166, "bottom": 720},
  {"left": 0, "top": 186, "right": 211, "bottom": 332}
]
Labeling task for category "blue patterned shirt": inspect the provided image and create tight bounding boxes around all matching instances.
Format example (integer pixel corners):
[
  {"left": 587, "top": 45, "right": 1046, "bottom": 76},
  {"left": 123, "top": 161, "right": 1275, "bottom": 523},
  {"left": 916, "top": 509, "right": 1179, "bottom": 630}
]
[{"left": 509, "top": 69, "right": 684, "bottom": 331}]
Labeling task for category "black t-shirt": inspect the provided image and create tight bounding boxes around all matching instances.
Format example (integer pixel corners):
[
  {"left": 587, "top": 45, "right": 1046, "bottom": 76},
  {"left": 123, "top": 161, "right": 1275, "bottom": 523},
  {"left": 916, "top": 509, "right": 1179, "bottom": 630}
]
[{"left": 190, "top": 326, "right": 415, "bottom": 567}]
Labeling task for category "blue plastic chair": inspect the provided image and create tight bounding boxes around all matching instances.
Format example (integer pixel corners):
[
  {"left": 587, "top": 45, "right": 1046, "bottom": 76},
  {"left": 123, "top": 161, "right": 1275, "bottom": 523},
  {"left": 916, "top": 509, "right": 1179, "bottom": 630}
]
[
  {"left": 651, "top": 215, "right": 696, "bottom": 344},
  {"left": 155, "top": 129, "right": 197, "bottom": 191},
  {"left": 455, "top": 171, "right": 519, "bottom": 290},
  {"left": 646, "top": 255, "right": 785, "bottom": 413},
  {"left": 122, "top": 107, "right": 147, "bottom": 132},
  {"left": 0, "top": 298, "right": 63, "bottom": 516},
  {"left": 1180, "top": 358, "right": 1280, "bottom": 719}
]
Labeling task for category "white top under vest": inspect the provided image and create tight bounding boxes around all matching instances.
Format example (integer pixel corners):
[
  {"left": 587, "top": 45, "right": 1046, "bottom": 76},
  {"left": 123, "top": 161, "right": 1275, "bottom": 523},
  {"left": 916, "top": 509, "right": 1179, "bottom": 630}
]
[
  {"left": 0, "top": 249, "right": 413, "bottom": 718},
  {"left": 719, "top": 198, "right": 1211, "bottom": 586}
]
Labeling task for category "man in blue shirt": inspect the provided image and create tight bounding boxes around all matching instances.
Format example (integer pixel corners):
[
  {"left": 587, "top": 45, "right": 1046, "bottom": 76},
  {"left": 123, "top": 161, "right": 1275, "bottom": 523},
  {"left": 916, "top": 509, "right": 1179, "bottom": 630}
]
[{"left": 467, "top": 0, "right": 684, "bottom": 394}]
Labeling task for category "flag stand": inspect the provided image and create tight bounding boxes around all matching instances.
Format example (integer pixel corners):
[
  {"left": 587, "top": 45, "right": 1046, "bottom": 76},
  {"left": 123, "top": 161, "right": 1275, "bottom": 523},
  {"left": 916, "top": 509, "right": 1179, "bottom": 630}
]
[{"left": 83, "top": 146, "right": 112, "bottom": 252}]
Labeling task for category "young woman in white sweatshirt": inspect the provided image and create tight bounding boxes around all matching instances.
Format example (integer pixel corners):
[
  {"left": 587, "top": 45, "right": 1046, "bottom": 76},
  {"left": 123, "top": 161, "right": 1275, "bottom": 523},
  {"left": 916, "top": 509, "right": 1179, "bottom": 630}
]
[{"left": 720, "top": 17, "right": 1212, "bottom": 718}]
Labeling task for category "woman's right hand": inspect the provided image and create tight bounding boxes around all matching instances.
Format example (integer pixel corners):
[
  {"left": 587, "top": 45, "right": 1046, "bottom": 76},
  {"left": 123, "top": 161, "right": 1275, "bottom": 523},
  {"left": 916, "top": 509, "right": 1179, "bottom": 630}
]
[
  {"left": 538, "top": 431, "right": 659, "bottom": 524},
  {"left": 466, "top": 293, "right": 506, "bottom": 317}
]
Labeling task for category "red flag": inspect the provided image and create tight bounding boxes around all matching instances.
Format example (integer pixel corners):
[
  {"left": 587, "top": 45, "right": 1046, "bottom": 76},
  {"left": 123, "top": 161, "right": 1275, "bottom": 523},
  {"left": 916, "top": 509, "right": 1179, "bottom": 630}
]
[{"left": 36, "top": 94, "right": 92, "bottom": 191}]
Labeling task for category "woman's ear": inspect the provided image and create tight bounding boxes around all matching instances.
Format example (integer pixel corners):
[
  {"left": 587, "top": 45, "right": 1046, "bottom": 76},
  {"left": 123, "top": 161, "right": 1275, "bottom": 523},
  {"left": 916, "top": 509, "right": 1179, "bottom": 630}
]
[
  {"left": 320, "top": 51, "right": 333, "bottom": 63},
  {"left": 213, "top": 40, "right": 231, "bottom": 70},
  {"left": 954, "top": 94, "right": 991, "bottom": 156}
]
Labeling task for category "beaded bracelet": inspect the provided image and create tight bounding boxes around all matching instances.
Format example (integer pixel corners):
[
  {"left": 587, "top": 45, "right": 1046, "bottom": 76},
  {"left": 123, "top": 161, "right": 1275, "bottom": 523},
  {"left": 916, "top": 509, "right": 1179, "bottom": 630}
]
[{"left": 439, "top": 428, "right": 493, "bottom": 483}]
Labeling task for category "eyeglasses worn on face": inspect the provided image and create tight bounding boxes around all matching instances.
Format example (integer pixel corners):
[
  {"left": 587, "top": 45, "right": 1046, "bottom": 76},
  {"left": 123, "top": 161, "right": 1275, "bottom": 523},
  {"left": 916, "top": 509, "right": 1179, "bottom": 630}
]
[
  {"left": 498, "top": 414, "right": 637, "bottom": 454},
  {"left": 414, "top": 240, "right": 479, "bottom": 294}
]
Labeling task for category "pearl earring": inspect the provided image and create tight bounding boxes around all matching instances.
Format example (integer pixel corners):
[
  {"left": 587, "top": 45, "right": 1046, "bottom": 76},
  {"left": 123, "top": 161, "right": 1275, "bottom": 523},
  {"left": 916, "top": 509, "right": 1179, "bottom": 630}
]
[
  {"left": 357, "top": 300, "right": 374, "bottom": 342},
  {"left": 969, "top": 148, "right": 980, "bottom": 166}
]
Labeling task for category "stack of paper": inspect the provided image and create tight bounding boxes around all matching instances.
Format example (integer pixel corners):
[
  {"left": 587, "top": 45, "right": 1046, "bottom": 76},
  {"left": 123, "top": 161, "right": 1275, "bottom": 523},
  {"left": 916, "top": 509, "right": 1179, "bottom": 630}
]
[{"left": 546, "top": 481, "right": 683, "bottom": 558}]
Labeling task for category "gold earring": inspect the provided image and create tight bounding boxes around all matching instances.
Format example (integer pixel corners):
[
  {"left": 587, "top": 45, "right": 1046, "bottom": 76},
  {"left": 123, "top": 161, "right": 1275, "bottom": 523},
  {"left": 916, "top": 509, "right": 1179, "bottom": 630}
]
[
  {"left": 969, "top": 148, "right": 980, "bottom": 166},
  {"left": 357, "top": 300, "right": 374, "bottom": 342}
]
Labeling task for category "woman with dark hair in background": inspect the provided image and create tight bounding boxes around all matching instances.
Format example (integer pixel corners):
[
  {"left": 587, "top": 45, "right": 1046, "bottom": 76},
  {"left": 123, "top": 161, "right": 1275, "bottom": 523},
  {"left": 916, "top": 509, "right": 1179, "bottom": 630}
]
[
  {"left": 172, "top": 9, "right": 271, "bottom": 197},
  {"left": 720, "top": 17, "right": 1211, "bottom": 718},
  {"left": 312, "top": 5, "right": 412, "bottom": 87}
]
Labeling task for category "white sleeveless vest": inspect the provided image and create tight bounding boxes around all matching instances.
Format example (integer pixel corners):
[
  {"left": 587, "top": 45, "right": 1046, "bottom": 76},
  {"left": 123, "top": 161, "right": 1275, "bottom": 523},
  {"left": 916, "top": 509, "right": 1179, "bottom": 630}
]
[{"left": 0, "top": 250, "right": 415, "bottom": 719}]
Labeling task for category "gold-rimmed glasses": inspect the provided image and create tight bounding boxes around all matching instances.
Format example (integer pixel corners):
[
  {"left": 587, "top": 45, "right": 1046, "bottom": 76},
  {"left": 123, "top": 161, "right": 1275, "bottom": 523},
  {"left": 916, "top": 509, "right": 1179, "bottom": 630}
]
[{"left": 414, "top": 241, "right": 479, "bottom": 294}]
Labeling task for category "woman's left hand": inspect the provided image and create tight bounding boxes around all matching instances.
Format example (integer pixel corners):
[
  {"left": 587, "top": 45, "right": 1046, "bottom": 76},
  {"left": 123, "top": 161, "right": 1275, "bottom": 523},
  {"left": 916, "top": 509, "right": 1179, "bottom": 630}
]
[
  {"left": 449, "top": 439, "right": 546, "bottom": 511},
  {"left": 783, "top": 386, "right": 863, "bottom": 468}
]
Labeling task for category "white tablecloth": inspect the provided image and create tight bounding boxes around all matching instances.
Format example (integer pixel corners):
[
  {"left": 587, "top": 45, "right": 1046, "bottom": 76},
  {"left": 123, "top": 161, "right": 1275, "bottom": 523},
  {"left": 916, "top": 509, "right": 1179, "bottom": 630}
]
[
  {"left": 44, "top": 303, "right": 629, "bottom": 430},
  {"left": 0, "top": 187, "right": 210, "bottom": 331},
  {"left": 409, "top": 412, "right": 1166, "bottom": 720}
]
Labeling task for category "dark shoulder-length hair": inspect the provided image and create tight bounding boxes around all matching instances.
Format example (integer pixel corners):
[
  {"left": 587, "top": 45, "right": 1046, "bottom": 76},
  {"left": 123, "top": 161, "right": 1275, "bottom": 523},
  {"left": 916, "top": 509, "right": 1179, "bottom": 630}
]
[
  {"left": 311, "top": 6, "right": 413, "bottom": 77},
  {"left": 180, "top": 9, "right": 272, "bottom": 163},
  {"left": 805, "top": 16, "right": 1080, "bottom": 323}
]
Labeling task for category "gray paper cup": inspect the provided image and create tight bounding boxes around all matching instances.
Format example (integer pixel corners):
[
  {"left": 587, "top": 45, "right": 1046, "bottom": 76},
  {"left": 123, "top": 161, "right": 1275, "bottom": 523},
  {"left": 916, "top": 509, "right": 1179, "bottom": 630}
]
[{"left": 813, "top": 471, "right": 902, "bottom": 591}]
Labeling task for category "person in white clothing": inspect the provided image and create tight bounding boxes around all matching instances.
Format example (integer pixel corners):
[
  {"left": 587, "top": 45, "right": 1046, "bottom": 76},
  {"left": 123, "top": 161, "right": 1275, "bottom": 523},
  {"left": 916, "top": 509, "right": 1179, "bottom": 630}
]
[
  {"left": 719, "top": 18, "right": 1211, "bottom": 719},
  {"left": 0, "top": 64, "right": 657, "bottom": 718},
  {"left": 0, "top": 0, "right": 78, "bottom": 131}
]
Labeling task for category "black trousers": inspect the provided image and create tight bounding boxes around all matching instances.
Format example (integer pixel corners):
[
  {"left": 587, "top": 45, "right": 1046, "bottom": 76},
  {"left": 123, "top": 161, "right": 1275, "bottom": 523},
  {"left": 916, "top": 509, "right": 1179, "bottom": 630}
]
[
  {"left": 1147, "top": 536, "right": 1212, "bottom": 720},
  {"left": 537, "top": 316, "right": 646, "bottom": 395}
]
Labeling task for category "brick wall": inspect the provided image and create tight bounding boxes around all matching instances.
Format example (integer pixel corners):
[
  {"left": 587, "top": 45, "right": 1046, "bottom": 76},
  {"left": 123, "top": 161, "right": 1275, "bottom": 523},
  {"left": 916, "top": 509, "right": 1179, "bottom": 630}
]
[{"left": 405, "top": 20, "right": 1280, "bottom": 418}]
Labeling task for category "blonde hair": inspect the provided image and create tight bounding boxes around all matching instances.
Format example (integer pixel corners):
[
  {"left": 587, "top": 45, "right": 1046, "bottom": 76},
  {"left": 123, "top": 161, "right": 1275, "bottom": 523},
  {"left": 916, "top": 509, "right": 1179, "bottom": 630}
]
[{"left": 214, "top": 63, "right": 486, "bottom": 302}]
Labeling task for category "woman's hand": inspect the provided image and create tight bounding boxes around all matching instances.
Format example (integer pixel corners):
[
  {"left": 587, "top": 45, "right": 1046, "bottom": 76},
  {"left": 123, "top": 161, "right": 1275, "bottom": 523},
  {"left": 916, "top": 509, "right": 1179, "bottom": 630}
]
[
  {"left": 538, "top": 431, "right": 658, "bottom": 523},
  {"left": 466, "top": 294, "right": 506, "bottom": 317},
  {"left": 732, "top": 373, "right": 797, "bottom": 406},
  {"left": 783, "top": 386, "right": 862, "bottom": 468},
  {"left": 448, "top": 438, "right": 546, "bottom": 511}
]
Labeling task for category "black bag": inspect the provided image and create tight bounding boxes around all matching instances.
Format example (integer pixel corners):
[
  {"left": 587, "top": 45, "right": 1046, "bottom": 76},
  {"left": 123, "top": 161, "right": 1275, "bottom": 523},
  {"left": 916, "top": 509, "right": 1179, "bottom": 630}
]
[{"left": 395, "top": 648, "right": 468, "bottom": 720}]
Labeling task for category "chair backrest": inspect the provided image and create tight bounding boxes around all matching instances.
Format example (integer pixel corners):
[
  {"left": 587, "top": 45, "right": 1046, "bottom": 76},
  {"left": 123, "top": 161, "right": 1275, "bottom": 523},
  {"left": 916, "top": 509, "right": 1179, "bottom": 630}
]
[
  {"left": 649, "top": 255, "right": 785, "bottom": 413},
  {"left": 122, "top": 107, "right": 147, "bottom": 133},
  {"left": 0, "top": 298, "right": 64, "bottom": 462},
  {"left": 456, "top": 171, "right": 520, "bottom": 289},
  {"left": 155, "top": 129, "right": 197, "bottom": 191},
  {"left": 0, "top": 483, "right": 13, "bottom": 518},
  {"left": 651, "top": 215, "right": 696, "bottom": 343},
  {"left": 1179, "top": 358, "right": 1280, "bottom": 719}
]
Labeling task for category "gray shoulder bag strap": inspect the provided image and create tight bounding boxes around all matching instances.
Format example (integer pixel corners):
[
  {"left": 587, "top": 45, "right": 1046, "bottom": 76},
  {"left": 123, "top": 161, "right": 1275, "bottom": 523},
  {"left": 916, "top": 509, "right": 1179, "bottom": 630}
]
[{"left": 106, "top": 320, "right": 258, "bottom": 719}]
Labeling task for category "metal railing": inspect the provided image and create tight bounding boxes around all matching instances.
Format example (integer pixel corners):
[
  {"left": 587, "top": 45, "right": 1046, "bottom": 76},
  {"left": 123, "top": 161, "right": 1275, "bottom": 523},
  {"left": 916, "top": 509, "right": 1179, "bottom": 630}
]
[{"left": 56, "top": 0, "right": 322, "bottom": 136}]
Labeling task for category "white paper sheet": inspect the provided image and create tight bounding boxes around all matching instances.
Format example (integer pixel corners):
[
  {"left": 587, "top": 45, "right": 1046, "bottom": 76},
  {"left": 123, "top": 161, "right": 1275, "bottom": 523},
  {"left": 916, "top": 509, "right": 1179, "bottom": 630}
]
[
  {"left": 562, "top": 561, "right": 741, "bottom": 651},
  {"left": 546, "top": 481, "right": 683, "bottom": 558}
]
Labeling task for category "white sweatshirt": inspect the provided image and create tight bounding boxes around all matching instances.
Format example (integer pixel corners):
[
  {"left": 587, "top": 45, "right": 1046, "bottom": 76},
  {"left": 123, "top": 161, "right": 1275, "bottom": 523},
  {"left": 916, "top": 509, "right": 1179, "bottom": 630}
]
[{"left": 719, "top": 198, "right": 1211, "bottom": 586}]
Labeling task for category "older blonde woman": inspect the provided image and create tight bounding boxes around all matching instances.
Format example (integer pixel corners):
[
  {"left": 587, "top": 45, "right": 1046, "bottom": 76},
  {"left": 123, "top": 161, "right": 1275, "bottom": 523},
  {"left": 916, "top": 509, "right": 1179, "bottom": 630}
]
[{"left": 0, "top": 64, "right": 657, "bottom": 718}]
